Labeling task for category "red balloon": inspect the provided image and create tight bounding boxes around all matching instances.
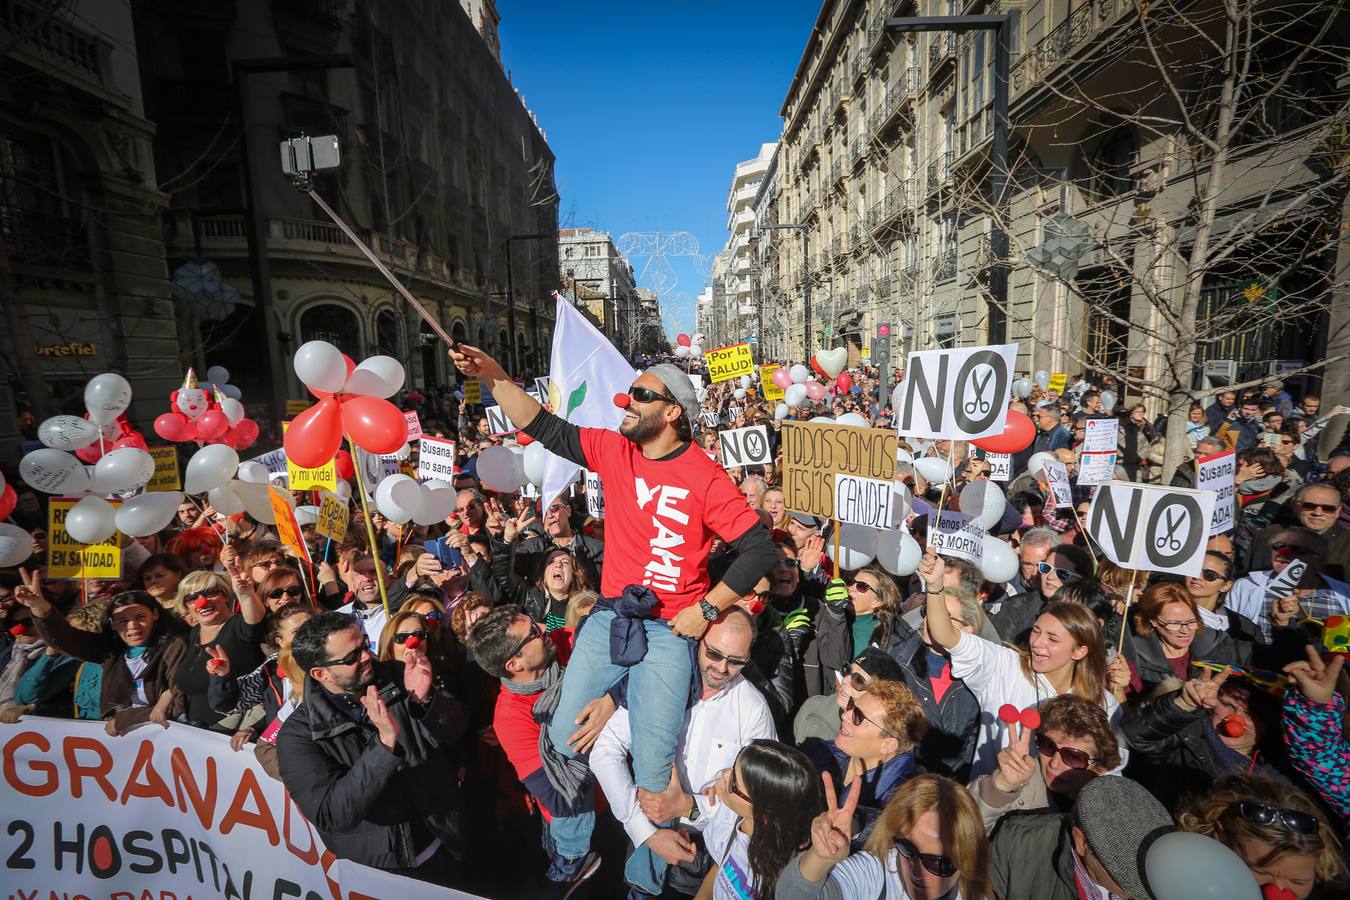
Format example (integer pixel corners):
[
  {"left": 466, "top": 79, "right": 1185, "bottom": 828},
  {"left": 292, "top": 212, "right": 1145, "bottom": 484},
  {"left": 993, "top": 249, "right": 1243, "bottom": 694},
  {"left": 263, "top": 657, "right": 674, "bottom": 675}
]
[
  {"left": 285, "top": 397, "right": 345, "bottom": 468},
  {"left": 195, "top": 410, "right": 229, "bottom": 442},
  {"left": 155, "top": 412, "right": 193, "bottom": 442},
  {"left": 836, "top": 373, "right": 853, "bottom": 393},
  {"left": 231, "top": 418, "right": 260, "bottom": 449},
  {"left": 75, "top": 443, "right": 103, "bottom": 464},
  {"left": 341, "top": 395, "right": 408, "bottom": 454},
  {"left": 970, "top": 409, "right": 1036, "bottom": 454},
  {"left": 676, "top": 333, "right": 691, "bottom": 347},
  {"left": 334, "top": 449, "right": 355, "bottom": 481},
  {"left": 810, "top": 357, "right": 828, "bottom": 379},
  {"left": 0, "top": 483, "right": 16, "bottom": 520}
]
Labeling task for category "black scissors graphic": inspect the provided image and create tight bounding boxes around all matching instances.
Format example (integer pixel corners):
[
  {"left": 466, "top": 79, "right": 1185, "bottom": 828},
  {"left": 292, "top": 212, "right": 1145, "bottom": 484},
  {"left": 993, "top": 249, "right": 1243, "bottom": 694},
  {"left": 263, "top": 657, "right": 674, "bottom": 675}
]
[
  {"left": 964, "top": 370, "right": 993, "bottom": 416},
  {"left": 1155, "top": 508, "right": 1184, "bottom": 552}
]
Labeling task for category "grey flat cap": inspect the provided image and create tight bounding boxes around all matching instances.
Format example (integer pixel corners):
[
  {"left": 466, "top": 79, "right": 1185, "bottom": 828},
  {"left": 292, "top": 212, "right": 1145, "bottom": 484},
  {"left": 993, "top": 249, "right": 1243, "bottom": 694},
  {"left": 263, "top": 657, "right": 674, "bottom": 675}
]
[{"left": 1075, "top": 775, "right": 1173, "bottom": 900}]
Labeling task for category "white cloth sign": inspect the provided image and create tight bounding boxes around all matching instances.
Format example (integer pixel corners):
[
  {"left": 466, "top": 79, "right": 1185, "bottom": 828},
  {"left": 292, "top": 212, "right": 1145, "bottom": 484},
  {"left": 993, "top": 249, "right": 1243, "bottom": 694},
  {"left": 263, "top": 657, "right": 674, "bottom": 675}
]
[
  {"left": 699, "top": 410, "right": 719, "bottom": 427},
  {"left": 1086, "top": 482, "right": 1218, "bottom": 577},
  {"left": 1266, "top": 559, "right": 1307, "bottom": 600},
  {"left": 833, "top": 475, "right": 895, "bottom": 528},
  {"left": 1078, "top": 451, "right": 1117, "bottom": 486},
  {"left": 719, "top": 426, "right": 771, "bottom": 468},
  {"left": 927, "top": 509, "right": 985, "bottom": 566},
  {"left": 0, "top": 717, "right": 480, "bottom": 899},
  {"left": 985, "top": 452, "right": 1011, "bottom": 482},
  {"left": 1043, "top": 461, "right": 1074, "bottom": 508},
  {"left": 484, "top": 405, "right": 516, "bottom": 436},
  {"left": 248, "top": 447, "right": 288, "bottom": 475},
  {"left": 585, "top": 470, "right": 605, "bottom": 519},
  {"left": 417, "top": 436, "right": 457, "bottom": 481},
  {"left": 1196, "top": 450, "right": 1236, "bottom": 535},
  {"left": 1083, "top": 418, "right": 1119, "bottom": 453},
  {"left": 895, "top": 344, "right": 1018, "bottom": 440}
]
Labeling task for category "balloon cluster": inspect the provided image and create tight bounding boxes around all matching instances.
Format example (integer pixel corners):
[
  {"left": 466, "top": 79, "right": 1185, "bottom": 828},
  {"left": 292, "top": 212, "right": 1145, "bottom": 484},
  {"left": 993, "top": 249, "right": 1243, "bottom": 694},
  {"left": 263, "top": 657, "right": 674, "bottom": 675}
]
[
  {"left": 198, "top": 456, "right": 294, "bottom": 526},
  {"left": 673, "top": 332, "right": 705, "bottom": 359},
  {"left": 374, "top": 475, "right": 455, "bottom": 525},
  {"left": 153, "top": 367, "right": 259, "bottom": 450},
  {"left": 771, "top": 349, "right": 852, "bottom": 419},
  {"left": 284, "top": 342, "right": 409, "bottom": 469}
]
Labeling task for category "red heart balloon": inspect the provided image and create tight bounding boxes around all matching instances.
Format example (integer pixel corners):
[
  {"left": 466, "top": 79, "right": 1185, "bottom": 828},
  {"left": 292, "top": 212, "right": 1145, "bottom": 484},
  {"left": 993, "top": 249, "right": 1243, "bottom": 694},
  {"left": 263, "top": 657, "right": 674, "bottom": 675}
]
[
  {"left": 676, "top": 333, "right": 691, "bottom": 347},
  {"left": 836, "top": 373, "right": 853, "bottom": 393},
  {"left": 229, "top": 418, "right": 260, "bottom": 450},
  {"left": 341, "top": 394, "right": 408, "bottom": 455},
  {"left": 285, "top": 397, "right": 345, "bottom": 468},
  {"left": 971, "top": 409, "right": 1036, "bottom": 454}
]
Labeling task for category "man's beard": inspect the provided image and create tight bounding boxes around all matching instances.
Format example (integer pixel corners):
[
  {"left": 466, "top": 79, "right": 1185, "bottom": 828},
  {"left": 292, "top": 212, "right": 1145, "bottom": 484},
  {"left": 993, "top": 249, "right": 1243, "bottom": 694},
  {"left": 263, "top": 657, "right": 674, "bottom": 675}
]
[
  {"left": 620, "top": 406, "right": 666, "bottom": 443},
  {"left": 333, "top": 659, "right": 377, "bottom": 694}
]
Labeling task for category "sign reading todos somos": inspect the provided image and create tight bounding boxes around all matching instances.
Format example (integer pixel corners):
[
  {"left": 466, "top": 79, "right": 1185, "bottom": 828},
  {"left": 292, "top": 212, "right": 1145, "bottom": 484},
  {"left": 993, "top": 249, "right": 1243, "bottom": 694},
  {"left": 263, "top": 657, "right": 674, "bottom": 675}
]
[
  {"left": 0, "top": 717, "right": 479, "bottom": 899},
  {"left": 781, "top": 421, "right": 898, "bottom": 519},
  {"left": 1087, "top": 482, "right": 1218, "bottom": 577},
  {"left": 893, "top": 344, "right": 1018, "bottom": 441}
]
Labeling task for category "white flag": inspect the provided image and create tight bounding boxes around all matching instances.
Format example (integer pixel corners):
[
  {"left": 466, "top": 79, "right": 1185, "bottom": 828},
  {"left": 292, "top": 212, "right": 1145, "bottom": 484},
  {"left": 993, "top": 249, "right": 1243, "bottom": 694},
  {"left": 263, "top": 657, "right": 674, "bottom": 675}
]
[{"left": 539, "top": 292, "right": 637, "bottom": 507}]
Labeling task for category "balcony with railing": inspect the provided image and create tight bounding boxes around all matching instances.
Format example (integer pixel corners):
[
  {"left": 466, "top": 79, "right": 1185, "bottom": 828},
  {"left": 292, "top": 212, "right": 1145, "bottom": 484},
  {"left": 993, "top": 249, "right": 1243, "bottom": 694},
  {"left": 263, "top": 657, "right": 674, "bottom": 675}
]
[
  {"left": 1, "top": 201, "right": 91, "bottom": 271},
  {"left": 897, "top": 261, "right": 920, "bottom": 291},
  {"left": 831, "top": 235, "right": 844, "bottom": 258},
  {"left": 816, "top": 250, "right": 830, "bottom": 271},
  {"left": 870, "top": 67, "right": 921, "bottom": 135},
  {"left": 933, "top": 248, "right": 957, "bottom": 281},
  {"left": 850, "top": 52, "right": 868, "bottom": 86},
  {"left": 1011, "top": 0, "right": 1135, "bottom": 97},
  {"left": 1, "top": 0, "right": 109, "bottom": 86},
  {"left": 831, "top": 159, "right": 844, "bottom": 188},
  {"left": 850, "top": 136, "right": 867, "bottom": 168},
  {"left": 928, "top": 32, "right": 957, "bottom": 82},
  {"left": 871, "top": 179, "right": 917, "bottom": 232},
  {"left": 926, "top": 152, "right": 955, "bottom": 193},
  {"left": 849, "top": 220, "right": 864, "bottom": 249}
]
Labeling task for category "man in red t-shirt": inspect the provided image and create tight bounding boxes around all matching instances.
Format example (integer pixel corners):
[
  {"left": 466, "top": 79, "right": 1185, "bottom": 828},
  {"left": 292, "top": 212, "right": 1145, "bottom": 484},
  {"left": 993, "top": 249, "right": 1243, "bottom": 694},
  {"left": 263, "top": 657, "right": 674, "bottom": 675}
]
[{"left": 450, "top": 345, "right": 777, "bottom": 807}]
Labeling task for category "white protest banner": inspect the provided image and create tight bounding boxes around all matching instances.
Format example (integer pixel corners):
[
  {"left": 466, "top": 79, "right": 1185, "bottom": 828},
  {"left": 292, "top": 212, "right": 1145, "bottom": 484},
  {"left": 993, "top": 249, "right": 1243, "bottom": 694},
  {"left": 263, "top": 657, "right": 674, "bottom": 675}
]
[
  {"left": 584, "top": 470, "right": 604, "bottom": 518},
  {"left": 719, "top": 425, "right": 772, "bottom": 468},
  {"left": 834, "top": 475, "right": 894, "bottom": 528},
  {"left": 1266, "top": 558, "right": 1307, "bottom": 599},
  {"left": 699, "top": 409, "right": 719, "bottom": 427},
  {"left": 1078, "top": 452, "right": 1118, "bottom": 486},
  {"left": 894, "top": 344, "right": 1018, "bottom": 440},
  {"left": 985, "top": 452, "right": 1011, "bottom": 482},
  {"left": 927, "top": 510, "right": 985, "bottom": 566},
  {"left": 484, "top": 405, "right": 516, "bottom": 436},
  {"left": 1087, "top": 482, "right": 1218, "bottom": 577},
  {"left": 727, "top": 406, "right": 743, "bottom": 423},
  {"left": 248, "top": 447, "right": 288, "bottom": 476},
  {"left": 402, "top": 410, "right": 423, "bottom": 440},
  {"left": 1043, "top": 460, "right": 1074, "bottom": 508},
  {"left": 0, "top": 717, "right": 478, "bottom": 899},
  {"left": 1083, "top": 418, "right": 1119, "bottom": 453},
  {"left": 1196, "top": 449, "right": 1236, "bottom": 535},
  {"left": 417, "top": 436, "right": 457, "bottom": 481},
  {"left": 781, "top": 421, "right": 899, "bottom": 519}
]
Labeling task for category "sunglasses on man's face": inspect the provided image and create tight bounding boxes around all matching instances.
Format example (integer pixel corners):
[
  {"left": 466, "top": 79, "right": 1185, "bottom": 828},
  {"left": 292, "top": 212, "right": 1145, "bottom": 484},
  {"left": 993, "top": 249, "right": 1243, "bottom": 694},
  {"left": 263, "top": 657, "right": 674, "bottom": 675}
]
[
  {"left": 318, "top": 645, "right": 370, "bottom": 668},
  {"left": 1231, "top": 801, "right": 1318, "bottom": 835},
  {"left": 267, "top": 585, "right": 304, "bottom": 600},
  {"left": 393, "top": 629, "right": 427, "bottom": 645},
  {"left": 1035, "top": 733, "right": 1096, "bottom": 770},
  {"left": 627, "top": 386, "right": 676, "bottom": 405},
  {"left": 703, "top": 643, "right": 750, "bottom": 669},
  {"left": 1271, "top": 541, "right": 1316, "bottom": 557},
  {"left": 1297, "top": 501, "right": 1339, "bottom": 514},
  {"left": 894, "top": 837, "right": 956, "bottom": 877},
  {"left": 1036, "top": 561, "right": 1078, "bottom": 582}
]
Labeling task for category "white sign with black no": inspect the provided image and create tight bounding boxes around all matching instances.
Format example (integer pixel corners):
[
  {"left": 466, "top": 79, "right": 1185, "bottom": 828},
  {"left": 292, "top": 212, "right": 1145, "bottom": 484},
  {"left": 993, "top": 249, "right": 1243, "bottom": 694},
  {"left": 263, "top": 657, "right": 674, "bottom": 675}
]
[
  {"left": 720, "top": 425, "right": 772, "bottom": 469},
  {"left": 894, "top": 344, "right": 1018, "bottom": 441},
  {"left": 1087, "top": 482, "right": 1217, "bottom": 577},
  {"left": 485, "top": 405, "right": 517, "bottom": 436},
  {"left": 585, "top": 470, "right": 605, "bottom": 519},
  {"left": 927, "top": 509, "right": 985, "bottom": 567},
  {"left": 1196, "top": 450, "right": 1236, "bottom": 535},
  {"left": 417, "top": 436, "right": 457, "bottom": 482},
  {"left": 834, "top": 474, "right": 894, "bottom": 529}
]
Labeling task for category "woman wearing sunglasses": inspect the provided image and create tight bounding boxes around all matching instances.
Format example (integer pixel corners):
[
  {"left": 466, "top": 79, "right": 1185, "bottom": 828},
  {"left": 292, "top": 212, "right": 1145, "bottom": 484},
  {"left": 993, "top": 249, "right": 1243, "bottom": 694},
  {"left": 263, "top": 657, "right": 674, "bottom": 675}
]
[
  {"left": 253, "top": 565, "right": 309, "bottom": 615},
  {"left": 1178, "top": 773, "right": 1345, "bottom": 899},
  {"left": 1120, "top": 582, "right": 1237, "bottom": 700},
  {"left": 696, "top": 739, "right": 824, "bottom": 900},
  {"left": 919, "top": 550, "right": 1121, "bottom": 778},
  {"left": 172, "top": 570, "right": 267, "bottom": 731},
  {"left": 781, "top": 772, "right": 991, "bottom": 900},
  {"left": 1183, "top": 550, "right": 1266, "bottom": 661},
  {"left": 22, "top": 586, "right": 189, "bottom": 736}
]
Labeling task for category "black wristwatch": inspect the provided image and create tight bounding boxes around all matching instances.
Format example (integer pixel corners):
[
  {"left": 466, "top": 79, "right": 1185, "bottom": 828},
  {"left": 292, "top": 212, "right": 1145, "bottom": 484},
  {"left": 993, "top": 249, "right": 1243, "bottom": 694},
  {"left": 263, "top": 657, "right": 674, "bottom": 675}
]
[{"left": 699, "top": 598, "right": 720, "bottom": 621}]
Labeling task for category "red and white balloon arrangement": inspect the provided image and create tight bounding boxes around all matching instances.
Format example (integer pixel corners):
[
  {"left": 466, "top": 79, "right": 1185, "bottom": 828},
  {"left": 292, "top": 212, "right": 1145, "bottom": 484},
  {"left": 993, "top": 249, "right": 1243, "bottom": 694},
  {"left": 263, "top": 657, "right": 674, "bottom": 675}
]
[
  {"left": 153, "top": 367, "right": 260, "bottom": 450},
  {"left": 283, "top": 341, "right": 409, "bottom": 469}
]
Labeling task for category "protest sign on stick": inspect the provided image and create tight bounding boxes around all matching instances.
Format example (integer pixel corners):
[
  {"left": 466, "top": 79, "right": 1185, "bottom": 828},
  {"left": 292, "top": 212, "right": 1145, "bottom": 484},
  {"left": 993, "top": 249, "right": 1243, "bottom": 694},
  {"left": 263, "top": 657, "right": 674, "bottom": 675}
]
[
  {"left": 145, "top": 446, "right": 180, "bottom": 491},
  {"left": 834, "top": 475, "right": 895, "bottom": 529},
  {"left": 927, "top": 510, "right": 985, "bottom": 567},
  {"left": 47, "top": 498, "right": 121, "bottom": 579},
  {"left": 894, "top": 344, "right": 1018, "bottom": 440},
  {"left": 417, "top": 436, "right": 457, "bottom": 481},
  {"left": 1083, "top": 418, "right": 1119, "bottom": 453},
  {"left": 402, "top": 410, "right": 423, "bottom": 441},
  {"left": 781, "top": 421, "right": 898, "bottom": 519},
  {"left": 1078, "top": 452, "right": 1117, "bottom": 486},
  {"left": 1043, "top": 461, "right": 1075, "bottom": 508},
  {"left": 1087, "top": 482, "right": 1217, "bottom": 578},
  {"left": 985, "top": 452, "right": 1011, "bottom": 482},
  {"left": 760, "top": 364, "right": 785, "bottom": 401},
  {"left": 484, "top": 405, "right": 516, "bottom": 437},
  {"left": 1196, "top": 450, "right": 1236, "bottom": 535},
  {"left": 585, "top": 470, "right": 605, "bottom": 518},
  {"left": 719, "top": 425, "right": 772, "bottom": 469},
  {"left": 704, "top": 343, "right": 754, "bottom": 383}
]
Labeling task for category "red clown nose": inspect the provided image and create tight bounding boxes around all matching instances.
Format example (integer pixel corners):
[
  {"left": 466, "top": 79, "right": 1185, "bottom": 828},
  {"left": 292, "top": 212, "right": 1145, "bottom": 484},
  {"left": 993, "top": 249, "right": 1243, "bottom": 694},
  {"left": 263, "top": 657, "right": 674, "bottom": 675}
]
[
  {"left": 193, "top": 596, "right": 212, "bottom": 610},
  {"left": 404, "top": 635, "right": 422, "bottom": 651},
  {"left": 613, "top": 393, "right": 632, "bottom": 409},
  {"left": 1220, "top": 715, "right": 1248, "bottom": 738},
  {"left": 8, "top": 624, "right": 28, "bottom": 637}
]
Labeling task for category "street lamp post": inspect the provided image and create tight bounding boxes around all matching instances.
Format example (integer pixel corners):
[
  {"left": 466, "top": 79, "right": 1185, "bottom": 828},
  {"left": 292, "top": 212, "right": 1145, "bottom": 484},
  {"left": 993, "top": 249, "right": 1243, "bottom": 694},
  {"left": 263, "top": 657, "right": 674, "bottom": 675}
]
[
  {"left": 504, "top": 232, "right": 549, "bottom": 373},
  {"left": 757, "top": 222, "right": 810, "bottom": 357},
  {"left": 885, "top": 15, "right": 1010, "bottom": 343}
]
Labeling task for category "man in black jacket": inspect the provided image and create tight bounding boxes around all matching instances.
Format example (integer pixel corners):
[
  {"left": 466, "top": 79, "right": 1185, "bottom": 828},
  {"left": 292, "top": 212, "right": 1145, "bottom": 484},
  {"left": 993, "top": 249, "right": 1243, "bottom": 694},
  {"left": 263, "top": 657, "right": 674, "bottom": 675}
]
[
  {"left": 511, "top": 495, "right": 605, "bottom": 588},
  {"left": 278, "top": 612, "right": 468, "bottom": 886}
]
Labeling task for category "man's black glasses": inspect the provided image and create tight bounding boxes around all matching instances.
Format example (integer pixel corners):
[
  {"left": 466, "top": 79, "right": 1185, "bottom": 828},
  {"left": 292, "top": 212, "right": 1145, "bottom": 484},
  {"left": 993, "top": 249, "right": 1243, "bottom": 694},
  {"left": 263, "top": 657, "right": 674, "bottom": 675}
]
[
  {"left": 894, "top": 837, "right": 956, "bottom": 877},
  {"left": 703, "top": 643, "right": 749, "bottom": 669},
  {"left": 628, "top": 386, "right": 676, "bottom": 405},
  {"left": 318, "top": 645, "right": 369, "bottom": 668},
  {"left": 509, "top": 621, "right": 544, "bottom": 659}
]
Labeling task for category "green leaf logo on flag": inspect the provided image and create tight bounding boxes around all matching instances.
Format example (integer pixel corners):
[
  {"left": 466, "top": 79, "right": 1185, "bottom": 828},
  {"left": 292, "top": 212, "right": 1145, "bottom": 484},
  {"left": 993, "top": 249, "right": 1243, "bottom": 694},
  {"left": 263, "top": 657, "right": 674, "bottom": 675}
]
[{"left": 566, "top": 383, "right": 587, "bottom": 417}]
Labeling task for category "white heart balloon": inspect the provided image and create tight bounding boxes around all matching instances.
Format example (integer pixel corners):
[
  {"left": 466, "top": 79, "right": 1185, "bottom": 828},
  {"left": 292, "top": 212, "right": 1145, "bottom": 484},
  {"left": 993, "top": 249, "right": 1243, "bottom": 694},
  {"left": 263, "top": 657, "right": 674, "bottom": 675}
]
[
  {"left": 38, "top": 415, "right": 100, "bottom": 451},
  {"left": 345, "top": 356, "right": 406, "bottom": 399},
  {"left": 115, "top": 491, "right": 184, "bottom": 537},
  {"left": 835, "top": 412, "right": 868, "bottom": 428},
  {"left": 20, "top": 448, "right": 90, "bottom": 495},
  {"left": 293, "top": 340, "right": 348, "bottom": 393},
  {"left": 375, "top": 474, "right": 423, "bottom": 523},
  {"left": 208, "top": 483, "right": 249, "bottom": 517},
  {"left": 814, "top": 348, "right": 848, "bottom": 379},
  {"left": 477, "top": 446, "right": 525, "bottom": 492},
  {"left": 958, "top": 480, "right": 1007, "bottom": 530},
  {"left": 237, "top": 461, "right": 270, "bottom": 484},
  {"left": 980, "top": 534, "right": 1019, "bottom": 583},
  {"left": 84, "top": 373, "right": 132, "bottom": 426},
  {"left": 913, "top": 457, "right": 952, "bottom": 484},
  {"left": 415, "top": 481, "right": 456, "bottom": 525},
  {"left": 0, "top": 524, "right": 35, "bottom": 566},
  {"left": 92, "top": 448, "right": 156, "bottom": 494},
  {"left": 184, "top": 444, "right": 239, "bottom": 494},
  {"left": 896, "top": 448, "right": 914, "bottom": 465},
  {"left": 65, "top": 495, "right": 118, "bottom": 544}
]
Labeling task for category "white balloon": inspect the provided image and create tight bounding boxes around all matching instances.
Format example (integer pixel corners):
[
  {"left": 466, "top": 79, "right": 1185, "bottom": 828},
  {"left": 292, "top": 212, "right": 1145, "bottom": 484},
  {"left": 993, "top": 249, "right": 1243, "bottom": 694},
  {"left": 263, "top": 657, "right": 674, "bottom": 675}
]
[
  {"left": 523, "top": 441, "right": 551, "bottom": 486},
  {"left": 184, "top": 444, "right": 239, "bottom": 494},
  {"left": 236, "top": 461, "right": 270, "bottom": 484},
  {"left": 415, "top": 481, "right": 456, "bottom": 524},
  {"left": 789, "top": 364, "right": 810, "bottom": 384},
  {"left": 206, "top": 366, "right": 231, "bottom": 386},
  {"left": 393, "top": 442, "right": 413, "bottom": 461},
  {"left": 1026, "top": 451, "right": 1054, "bottom": 477},
  {"left": 375, "top": 474, "right": 422, "bottom": 524},
  {"left": 810, "top": 416, "right": 835, "bottom": 423},
  {"left": 92, "top": 448, "right": 156, "bottom": 494},
  {"left": 208, "top": 483, "right": 248, "bottom": 516},
  {"left": 695, "top": 388, "right": 708, "bottom": 403},
  {"left": 477, "top": 446, "right": 525, "bottom": 492},
  {"left": 836, "top": 524, "right": 878, "bottom": 570},
  {"left": 220, "top": 384, "right": 242, "bottom": 400},
  {"left": 774, "top": 403, "right": 789, "bottom": 421},
  {"left": 896, "top": 448, "right": 914, "bottom": 465},
  {"left": 1013, "top": 377, "right": 1034, "bottom": 398},
  {"left": 835, "top": 412, "right": 868, "bottom": 427},
  {"left": 115, "top": 491, "right": 184, "bottom": 537},
  {"left": 733, "top": 388, "right": 747, "bottom": 400},
  {"left": 84, "top": 373, "right": 132, "bottom": 426},
  {"left": 739, "top": 375, "right": 752, "bottom": 389},
  {"left": 1033, "top": 369, "right": 1051, "bottom": 390},
  {"left": 889, "top": 482, "right": 913, "bottom": 527},
  {"left": 913, "top": 457, "right": 952, "bottom": 484},
  {"left": 20, "top": 448, "right": 89, "bottom": 495},
  {"left": 333, "top": 479, "right": 353, "bottom": 502},
  {"left": 1145, "top": 831, "right": 1262, "bottom": 900},
  {"left": 234, "top": 480, "right": 286, "bottom": 524},
  {"left": 1100, "top": 390, "right": 1118, "bottom": 413},
  {"left": 784, "top": 384, "right": 808, "bottom": 408},
  {"left": 65, "top": 495, "right": 118, "bottom": 544},
  {"left": 814, "top": 348, "right": 848, "bottom": 379},
  {"left": 38, "top": 415, "right": 99, "bottom": 451},
  {"left": 294, "top": 505, "right": 321, "bottom": 528},
  {"left": 980, "top": 535, "right": 1019, "bottom": 583},
  {"left": 219, "top": 397, "right": 246, "bottom": 426},
  {"left": 958, "top": 480, "right": 1007, "bottom": 530},
  {"left": 0, "top": 524, "right": 35, "bottom": 567},
  {"left": 293, "top": 340, "right": 348, "bottom": 393},
  {"left": 674, "top": 345, "right": 691, "bottom": 358},
  {"left": 877, "top": 529, "right": 922, "bottom": 576},
  {"left": 345, "top": 355, "right": 406, "bottom": 399}
]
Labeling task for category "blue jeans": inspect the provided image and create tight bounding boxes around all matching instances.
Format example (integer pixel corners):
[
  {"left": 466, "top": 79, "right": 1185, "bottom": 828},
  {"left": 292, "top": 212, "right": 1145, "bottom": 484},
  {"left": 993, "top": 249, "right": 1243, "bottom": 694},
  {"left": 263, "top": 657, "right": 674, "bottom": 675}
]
[
  {"left": 543, "top": 811, "right": 596, "bottom": 881},
  {"left": 548, "top": 607, "right": 693, "bottom": 793}
]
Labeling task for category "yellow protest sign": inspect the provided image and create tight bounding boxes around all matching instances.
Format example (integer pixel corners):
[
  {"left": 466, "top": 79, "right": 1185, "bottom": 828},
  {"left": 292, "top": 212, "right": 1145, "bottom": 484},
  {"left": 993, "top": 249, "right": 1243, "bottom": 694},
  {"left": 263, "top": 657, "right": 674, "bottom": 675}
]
[
  {"left": 780, "top": 421, "right": 898, "bottom": 519},
  {"left": 463, "top": 381, "right": 481, "bottom": 404},
  {"left": 760, "top": 364, "right": 785, "bottom": 402},
  {"left": 1047, "top": 372, "right": 1068, "bottom": 394},
  {"left": 315, "top": 492, "right": 349, "bottom": 543},
  {"left": 281, "top": 422, "right": 338, "bottom": 491},
  {"left": 145, "top": 446, "right": 180, "bottom": 491},
  {"left": 286, "top": 399, "right": 311, "bottom": 416},
  {"left": 268, "top": 486, "right": 311, "bottom": 564},
  {"left": 704, "top": 343, "right": 754, "bottom": 383},
  {"left": 48, "top": 498, "right": 122, "bottom": 579}
]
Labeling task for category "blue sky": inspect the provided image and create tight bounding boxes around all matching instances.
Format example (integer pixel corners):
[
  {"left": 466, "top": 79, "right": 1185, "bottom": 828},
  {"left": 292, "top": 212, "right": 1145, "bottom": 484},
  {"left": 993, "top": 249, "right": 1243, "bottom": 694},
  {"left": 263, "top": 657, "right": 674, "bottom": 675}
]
[{"left": 499, "top": 1, "right": 818, "bottom": 339}]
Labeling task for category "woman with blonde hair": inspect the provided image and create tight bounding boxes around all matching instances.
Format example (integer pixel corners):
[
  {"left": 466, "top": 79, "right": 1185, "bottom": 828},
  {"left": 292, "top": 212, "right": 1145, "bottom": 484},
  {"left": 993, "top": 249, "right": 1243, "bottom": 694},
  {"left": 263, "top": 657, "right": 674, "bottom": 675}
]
[
  {"left": 779, "top": 772, "right": 991, "bottom": 899},
  {"left": 173, "top": 569, "right": 266, "bottom": 731},
  {"left": 1178, "top": 773, "right": 1345, "bottom": 899}
]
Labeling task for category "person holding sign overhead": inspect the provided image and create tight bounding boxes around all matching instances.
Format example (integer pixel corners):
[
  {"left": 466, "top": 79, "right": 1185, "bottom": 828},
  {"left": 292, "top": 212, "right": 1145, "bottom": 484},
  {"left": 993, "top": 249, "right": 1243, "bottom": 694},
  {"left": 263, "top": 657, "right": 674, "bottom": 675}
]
[{"left": 918, "top": 549, "right": 1124, "bottom": 777}]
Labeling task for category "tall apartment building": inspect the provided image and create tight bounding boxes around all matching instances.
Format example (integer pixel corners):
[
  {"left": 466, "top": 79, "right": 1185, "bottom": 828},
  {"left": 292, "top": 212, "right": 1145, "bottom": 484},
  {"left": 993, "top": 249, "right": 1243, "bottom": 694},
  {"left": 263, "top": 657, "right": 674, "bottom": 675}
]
[
  {"left": 764, "top": 0, "right": 1350, "bottom": 403},
  {"left": 720, "top": 142, "right": 776, "bottom": 351},
  {"left": 558, "top": 227, "right": 637, "bottom": 350}
]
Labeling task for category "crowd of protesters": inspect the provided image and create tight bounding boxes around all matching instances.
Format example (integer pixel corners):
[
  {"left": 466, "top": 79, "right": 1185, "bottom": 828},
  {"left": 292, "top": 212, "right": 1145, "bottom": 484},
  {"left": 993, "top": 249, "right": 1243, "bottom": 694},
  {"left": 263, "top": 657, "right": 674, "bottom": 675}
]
[{"left": 2, "top": 348, "right": 1349, "bottom": 900}]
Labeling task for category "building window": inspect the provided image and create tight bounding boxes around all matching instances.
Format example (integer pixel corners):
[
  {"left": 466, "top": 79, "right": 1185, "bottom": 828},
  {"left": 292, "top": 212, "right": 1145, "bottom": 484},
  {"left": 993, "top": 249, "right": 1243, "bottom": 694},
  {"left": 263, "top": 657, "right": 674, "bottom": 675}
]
[
  {"left": 375, "top": 309, "right": 399, "bottom": 358},
  {"left": 300, "top": 304, "right": 361, "bottom": 357},
  {"left": 934, "top": 313, "right": 958, "bottom": 349},
  {"left": 1083, "top": 128, "right": 1136, "bottom": 202}
]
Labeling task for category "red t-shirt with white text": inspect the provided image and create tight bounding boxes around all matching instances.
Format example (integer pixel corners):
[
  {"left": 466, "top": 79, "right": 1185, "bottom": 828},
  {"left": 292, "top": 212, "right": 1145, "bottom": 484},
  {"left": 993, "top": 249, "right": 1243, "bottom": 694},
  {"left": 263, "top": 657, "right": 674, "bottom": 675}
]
[{"left": 579, "top": 428, "right": 760, "bottom": 618}]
